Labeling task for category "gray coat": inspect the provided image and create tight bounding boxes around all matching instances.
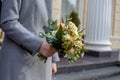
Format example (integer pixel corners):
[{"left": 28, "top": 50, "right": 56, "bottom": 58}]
[{"left": 0, "top": 0, "right": 59, "bottom": 80}]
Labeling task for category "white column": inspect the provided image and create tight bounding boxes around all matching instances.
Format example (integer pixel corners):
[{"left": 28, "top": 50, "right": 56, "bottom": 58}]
[{"left": 85, "top": 0, "right": 112, "bottom": 51}]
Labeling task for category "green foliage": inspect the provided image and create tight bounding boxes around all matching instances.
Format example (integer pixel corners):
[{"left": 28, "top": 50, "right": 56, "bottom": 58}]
[
  {"left": 66, "top": 42, "right": 72, "bottom": 51},
  {"left": 48, "top": 19, "right": 57, "bottom": 30},
  {"left": 38, "top": 17, "right": 86, "bottom": 63},
  {"left": 37, "top": 53, "right": 47, "bottom": 63},
  {"left": 43, "top": 19, "right": 57, "bottom": 33},
  {"left": 62, "top": 16, "right": 72, "bottom": 26},
  {"left": 69, "top": 11, "right": 81, "bottom": 27},
  {"left": 55, "top": 25, "right": 63, "bottom": 40}
]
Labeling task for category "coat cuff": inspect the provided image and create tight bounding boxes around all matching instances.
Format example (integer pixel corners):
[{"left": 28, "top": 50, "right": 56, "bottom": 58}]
[{"left": 52, "top": 52, "right": 60, "bottom": 62}]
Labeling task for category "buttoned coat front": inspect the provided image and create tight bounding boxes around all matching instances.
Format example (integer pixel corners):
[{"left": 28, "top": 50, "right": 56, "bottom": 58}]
[{"left": 0, "top": 0, "right": 59, "bottom": 80}]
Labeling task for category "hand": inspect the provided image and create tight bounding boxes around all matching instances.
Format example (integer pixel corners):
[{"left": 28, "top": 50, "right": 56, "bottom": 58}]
[
  {"left": 52, "top": 63, "right": 57, "bottom": 75},
  {"left": 39, "top": 42, "right": 56, "bottom": 57}
]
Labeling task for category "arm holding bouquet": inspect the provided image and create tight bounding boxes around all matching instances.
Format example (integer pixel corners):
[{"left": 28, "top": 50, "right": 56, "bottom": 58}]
[{"left": 38, "top": 18, "right": 86, "bottom": 63}]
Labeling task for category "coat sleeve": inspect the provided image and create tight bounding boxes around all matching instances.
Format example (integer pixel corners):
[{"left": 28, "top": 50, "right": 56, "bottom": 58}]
[
  {"left": 52, "top": 52, "right": 60, "bottom": 62},
  {"left": 45, "top": 0, "right": 52, "bottom": 19},
  {"left": 0, "top": 0, "right": 43, "bottom": 55}
]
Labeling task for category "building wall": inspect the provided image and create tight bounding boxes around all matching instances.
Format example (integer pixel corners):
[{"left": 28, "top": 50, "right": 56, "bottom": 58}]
[
  {"left": 52, "top": 0, "right": 62, "bottom": 21},
  {"left": 110, "top": 0, "right": 120, "bottom": 49},
  {"left": 113, "top": 0, "right": 120, "bottom": 36}
]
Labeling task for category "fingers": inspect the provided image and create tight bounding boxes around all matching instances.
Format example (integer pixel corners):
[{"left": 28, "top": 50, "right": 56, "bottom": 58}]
[
  {"left": 48, "top": 46, "right": 56, "bottom": 55},
  {"left": 52, "top": 63, "right": 57, "bottom": 75},
  {"left": 39, "top": 42, "right": 56, "bottom": 57}
]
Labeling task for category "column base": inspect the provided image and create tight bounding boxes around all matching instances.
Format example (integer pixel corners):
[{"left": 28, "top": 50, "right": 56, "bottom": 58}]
[
  {"left": 116, "top": 61, "right": 120, "bottom": 66},
  {"left": 85, "top": 50, "right": 118, "bottom": 57},
  {"left": 85, "top": 43, "right": 112, "bottom": 51}
]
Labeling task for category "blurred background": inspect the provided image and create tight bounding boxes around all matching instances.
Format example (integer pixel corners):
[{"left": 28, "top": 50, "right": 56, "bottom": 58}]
[
  {"left": 0, "top": 0, "right": 120, "bottom": 80},
  {"left": 51, "top": 0, "right": 120, "bottom": 80}
]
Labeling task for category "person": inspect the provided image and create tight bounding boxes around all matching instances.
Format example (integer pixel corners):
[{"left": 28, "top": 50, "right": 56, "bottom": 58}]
[{"left": 0, "top": 0, "right": 60, "bottom": 80}]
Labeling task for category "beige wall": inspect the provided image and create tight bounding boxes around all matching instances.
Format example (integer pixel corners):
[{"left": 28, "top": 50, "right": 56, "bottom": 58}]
[
  {"left": 111, "top": 0, "right": 120, "bottom": 49},
  {"left": 113, "top": 0, "right": 120, "bottom": 36},
  {"left": 52, "top": 0, "right": 62, "bottom": 21}
]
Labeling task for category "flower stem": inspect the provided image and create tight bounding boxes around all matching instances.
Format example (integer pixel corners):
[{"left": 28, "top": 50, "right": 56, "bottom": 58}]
[{"left": 37, "top": 53, "right": 47, "bottom": 63}]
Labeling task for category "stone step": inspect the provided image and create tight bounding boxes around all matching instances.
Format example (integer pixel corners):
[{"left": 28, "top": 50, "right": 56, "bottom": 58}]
[
  {"left": 57, "top": 59, "right": 118, "bottom": 74},
  {"left": 53, "top": 66, "right": 120, "bottom": 80},
  {"left": 56, "top": 50, "right": 119, "bottom": 74},
  {"left": 57, "top": 61, "right": 117, "bottom": 74}
]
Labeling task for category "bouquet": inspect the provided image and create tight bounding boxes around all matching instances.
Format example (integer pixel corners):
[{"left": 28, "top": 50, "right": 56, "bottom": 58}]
[{"left": 38, "top": 18, "right": 86, "bottom": 63}]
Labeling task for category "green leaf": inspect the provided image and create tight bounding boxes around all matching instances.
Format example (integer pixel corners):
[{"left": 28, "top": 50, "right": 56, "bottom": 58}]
[
  {"left": 75, "top": 54, "right": 80, "bottom": 58},
  {"left": 37, "top": 53, "right": 47, "bottom": 63},
  {"left": 48, "top": 19, "right": 57, "bottom": 30},
  {"left": 66, "top": 42, "right": 72, "bottom": 51},
  {"left": 81, "top": 46, "right": 87, "bottom": 53},
  {"left": 61, "top": 18, "right": 65, "bottom": 23},
  {"left": 50, "top": 20, "right": 57, "bottom": 30},
  {"left": 69, "top": 53, "right": 77, "bottom": 62},
  {"left": 48, "top": 19, "right": 53, "bottom": 26},
  {"left": 78, "top": 29, "right": 84, "bottom": 33},
  {"left": 61, "top": 16, "right": 72, "bottom": 26},
  {"left": 43, "top": 25, "right": 51, "bottom": 33},
  {"left": 46, "top": 35, "right": 57, "bottom": 44},
  {"left": 39, "top": 32, "right": 45, "bottom": 38},
  {"left": 55, "top": 25, "right": 63, "bottom": 40},
  {"left": 63, "top": 30, "right": 68, "bottom": 35}
]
